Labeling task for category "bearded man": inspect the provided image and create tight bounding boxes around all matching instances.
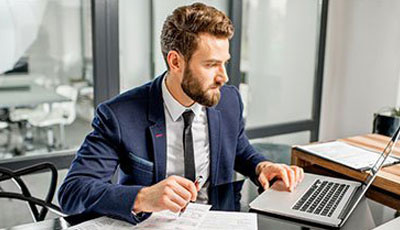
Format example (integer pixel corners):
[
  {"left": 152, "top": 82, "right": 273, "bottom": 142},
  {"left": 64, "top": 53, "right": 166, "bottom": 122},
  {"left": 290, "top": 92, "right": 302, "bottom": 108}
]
[{"left": 58, "top": 3, "right": 304, "bottom": 224}]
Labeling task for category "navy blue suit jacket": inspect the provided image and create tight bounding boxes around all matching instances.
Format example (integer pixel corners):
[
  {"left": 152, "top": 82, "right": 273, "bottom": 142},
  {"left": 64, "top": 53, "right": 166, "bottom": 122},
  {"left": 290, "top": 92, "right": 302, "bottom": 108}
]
[{"left": 58, "top": 74, "right": 268, "bottom": 224}]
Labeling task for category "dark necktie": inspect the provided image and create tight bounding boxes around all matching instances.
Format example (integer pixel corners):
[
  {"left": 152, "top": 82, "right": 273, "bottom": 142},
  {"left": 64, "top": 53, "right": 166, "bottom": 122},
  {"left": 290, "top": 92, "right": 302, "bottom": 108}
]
[{"left": 182, "top": 110, "right": 196, "bottom": 181}]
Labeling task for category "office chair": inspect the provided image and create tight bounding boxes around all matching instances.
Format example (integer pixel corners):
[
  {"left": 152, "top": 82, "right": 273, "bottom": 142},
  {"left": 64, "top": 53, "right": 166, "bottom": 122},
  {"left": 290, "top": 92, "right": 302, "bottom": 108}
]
[
  {"left": 9, "top": 106, "right": 50, "bottom": 152},
  {"left": 28, "top": 85, "right": 78, "bottom": 149},
  {"left": 0, "top": 162, "right": 65, "bottom": 222},
  {"left": 0, "top": 121, "right": 10, "bottom": 150}
]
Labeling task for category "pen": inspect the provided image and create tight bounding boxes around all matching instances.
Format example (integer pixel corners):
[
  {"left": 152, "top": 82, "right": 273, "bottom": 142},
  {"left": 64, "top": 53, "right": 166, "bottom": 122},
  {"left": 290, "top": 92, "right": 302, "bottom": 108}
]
[{"left": 179, "top": 175, "right": 203, "bottom": 217}]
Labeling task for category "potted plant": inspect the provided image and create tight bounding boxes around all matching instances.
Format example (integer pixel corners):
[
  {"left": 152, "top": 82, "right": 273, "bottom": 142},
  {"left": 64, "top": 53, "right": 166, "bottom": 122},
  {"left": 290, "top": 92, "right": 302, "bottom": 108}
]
[{"left": 373, "top": 107, "right": 400, "bottom": 137}]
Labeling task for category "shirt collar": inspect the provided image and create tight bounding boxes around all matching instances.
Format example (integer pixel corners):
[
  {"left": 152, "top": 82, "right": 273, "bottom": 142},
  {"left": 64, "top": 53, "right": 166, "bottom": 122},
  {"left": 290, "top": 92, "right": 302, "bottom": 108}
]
[{"left": 162, "top": 74, "right": 203, "bottom": 122}]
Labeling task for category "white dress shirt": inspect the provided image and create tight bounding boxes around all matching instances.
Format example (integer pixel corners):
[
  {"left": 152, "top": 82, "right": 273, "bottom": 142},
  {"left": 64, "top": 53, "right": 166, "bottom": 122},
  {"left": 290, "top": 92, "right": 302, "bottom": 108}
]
[{"left": 161, "top": 76, "right": 210, "bottom": 202}]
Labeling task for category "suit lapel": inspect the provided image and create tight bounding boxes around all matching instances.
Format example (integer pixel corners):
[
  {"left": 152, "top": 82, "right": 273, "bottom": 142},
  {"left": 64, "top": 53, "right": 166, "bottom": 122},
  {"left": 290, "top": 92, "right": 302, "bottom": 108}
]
[
  {"left": 148, "top": 73, "right": 167, "bottom": 182},
  {"left": 207, "top": 107, "right": 221, "bottom": 186},
  {"left": 149, "top": 124, "right": 166, "bottom": 182}
]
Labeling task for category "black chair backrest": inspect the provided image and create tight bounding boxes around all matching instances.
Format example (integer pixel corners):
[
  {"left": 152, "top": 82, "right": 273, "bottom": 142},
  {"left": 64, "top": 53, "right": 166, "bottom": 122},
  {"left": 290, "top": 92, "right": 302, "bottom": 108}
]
[{"left": 0, "top": 162, "right": 63, "bottom": 222}]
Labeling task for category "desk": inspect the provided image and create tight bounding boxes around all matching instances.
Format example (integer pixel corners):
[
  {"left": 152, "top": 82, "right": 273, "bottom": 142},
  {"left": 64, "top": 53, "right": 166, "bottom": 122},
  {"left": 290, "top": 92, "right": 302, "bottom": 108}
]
[
  {"left": 0, "top": 84, "right": 70, "bottom": 109},
  {"left": 291, "top": 134, "right": 400, "bottom": 211},
  {"left": 0, "top": 76, "right": 30, "bottom": 90},
  {"left": 0, "top": 82, "right": 71, "bottom": 154},
  {"left": 1, "top": 180, "right": 376, "bottom": 230}
]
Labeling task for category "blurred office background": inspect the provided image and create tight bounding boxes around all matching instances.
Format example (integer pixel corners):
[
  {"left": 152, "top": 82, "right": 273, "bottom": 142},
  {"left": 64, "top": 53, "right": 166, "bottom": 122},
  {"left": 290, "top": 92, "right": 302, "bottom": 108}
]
[
  {"left": 0, "top": 0, "right": 93, "bottom": 157},
  {"left": 1, "top": 0, "right": 400, "bottom": 228}
]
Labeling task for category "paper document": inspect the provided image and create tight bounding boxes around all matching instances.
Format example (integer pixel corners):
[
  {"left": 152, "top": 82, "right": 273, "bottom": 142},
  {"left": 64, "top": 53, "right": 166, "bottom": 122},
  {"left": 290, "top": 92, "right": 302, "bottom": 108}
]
[
  {"left": 135, "top": 203, "right": 212, "bottom": 230},
  {"left": 297, "top": 141, "right": 400, "bottom": 171},
  {"left": 66, "top": 203, "right": 212, "bottom": 230},
  {"left": 66, "top": 204, "right": 258, "bottom": 230},
  {"left": 200, "top": 211, "right": 257, "bottom": 230},
  {"left": 66, "top": 216, "right": 132, "bottom": 230}
]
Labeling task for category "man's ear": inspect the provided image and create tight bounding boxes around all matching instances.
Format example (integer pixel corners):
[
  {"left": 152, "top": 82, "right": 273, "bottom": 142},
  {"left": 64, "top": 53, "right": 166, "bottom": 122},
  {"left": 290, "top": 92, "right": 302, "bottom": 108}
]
[{"left": 167, "top": 50, "right": 184, "bottom": 73}]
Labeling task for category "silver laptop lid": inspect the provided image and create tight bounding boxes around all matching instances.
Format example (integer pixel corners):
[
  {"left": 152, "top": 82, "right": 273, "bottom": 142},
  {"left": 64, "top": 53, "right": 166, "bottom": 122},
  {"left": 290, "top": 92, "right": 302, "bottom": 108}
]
[
  {"left": 364, "top": 125, "right": 400, "bottom": 186},
  {"left": 340, "top": 125, "right": 400, "bottom": 225}
]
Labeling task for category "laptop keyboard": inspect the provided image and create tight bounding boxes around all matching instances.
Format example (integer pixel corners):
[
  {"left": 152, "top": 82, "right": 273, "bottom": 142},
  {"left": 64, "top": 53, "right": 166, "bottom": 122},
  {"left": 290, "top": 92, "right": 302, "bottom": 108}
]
[{"left": 292, "top": 179, "right": 350, "bottom": 217}]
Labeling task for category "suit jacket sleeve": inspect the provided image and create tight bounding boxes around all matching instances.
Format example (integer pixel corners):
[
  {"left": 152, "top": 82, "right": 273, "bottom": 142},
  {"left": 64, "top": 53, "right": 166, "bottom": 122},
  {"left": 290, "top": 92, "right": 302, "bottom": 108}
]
[
  {"left": 58, "top": 103, "right": 149, "bottom": 224},
  {"left": 233, "top": 87, "right": 269, "bottom": 185}
]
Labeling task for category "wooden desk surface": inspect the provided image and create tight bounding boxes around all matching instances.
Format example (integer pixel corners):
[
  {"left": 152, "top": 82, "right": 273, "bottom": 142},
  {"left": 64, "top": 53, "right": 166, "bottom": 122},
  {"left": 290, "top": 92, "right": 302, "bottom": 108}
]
[{"left": 291, "top": 134, "right": 400, "bottom": 210}]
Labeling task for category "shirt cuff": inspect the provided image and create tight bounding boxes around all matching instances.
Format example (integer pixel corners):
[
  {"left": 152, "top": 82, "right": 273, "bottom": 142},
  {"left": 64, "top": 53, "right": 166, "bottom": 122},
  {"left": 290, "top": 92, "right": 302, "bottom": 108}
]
[{"left": 130, "top": 210, "right": 151, "bottom": 223}]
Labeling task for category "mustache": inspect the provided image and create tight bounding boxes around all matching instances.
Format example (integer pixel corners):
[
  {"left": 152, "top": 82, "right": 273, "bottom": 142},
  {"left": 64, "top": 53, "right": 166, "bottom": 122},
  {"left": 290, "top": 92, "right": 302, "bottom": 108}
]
[{"left": 209, "top": 82, "right": 223, "bottom": 89}]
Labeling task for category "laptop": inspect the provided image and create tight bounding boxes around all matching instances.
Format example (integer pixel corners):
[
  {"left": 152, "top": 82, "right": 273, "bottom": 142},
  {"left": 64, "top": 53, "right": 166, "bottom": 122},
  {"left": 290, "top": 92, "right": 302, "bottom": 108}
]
[{"left": 249, "top": 126, "right": 400, "bottom": 228}]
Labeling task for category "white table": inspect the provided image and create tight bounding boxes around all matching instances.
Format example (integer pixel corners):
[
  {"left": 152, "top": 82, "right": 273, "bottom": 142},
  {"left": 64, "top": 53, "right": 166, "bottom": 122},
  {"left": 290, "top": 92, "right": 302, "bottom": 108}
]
[
  {"left": 0, "top": 79, "right": 71, "bottom": 155},
  {"left": 0, "top": 84, "right": 70, "bottom": 109}
]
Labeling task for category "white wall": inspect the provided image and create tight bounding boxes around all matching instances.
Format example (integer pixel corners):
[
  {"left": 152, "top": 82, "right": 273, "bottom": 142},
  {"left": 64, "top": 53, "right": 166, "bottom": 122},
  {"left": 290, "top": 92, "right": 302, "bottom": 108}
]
[{"left": 320, "top": 0, "right": 400, "bottom": 141}]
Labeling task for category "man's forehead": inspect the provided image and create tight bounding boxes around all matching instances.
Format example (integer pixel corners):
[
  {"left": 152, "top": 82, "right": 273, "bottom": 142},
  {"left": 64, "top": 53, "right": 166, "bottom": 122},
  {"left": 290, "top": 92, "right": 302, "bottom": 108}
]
[{"left": 192, "top": 34, "right": 230, "bottom": 60}]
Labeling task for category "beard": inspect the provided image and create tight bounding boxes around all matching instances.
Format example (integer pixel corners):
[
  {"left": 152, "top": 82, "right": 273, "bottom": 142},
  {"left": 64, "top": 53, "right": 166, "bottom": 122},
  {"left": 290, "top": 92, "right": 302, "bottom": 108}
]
[{"left": 181, "top": 67, "right": 222, "bottom": 107}]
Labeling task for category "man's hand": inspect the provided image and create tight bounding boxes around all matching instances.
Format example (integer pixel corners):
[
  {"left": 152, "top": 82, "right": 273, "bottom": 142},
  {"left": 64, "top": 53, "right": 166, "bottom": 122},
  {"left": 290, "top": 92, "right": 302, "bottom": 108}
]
[
  {"left": 256, "top": 162, "right": 304, "bottom": 192},
  {"left": 133, "top": 175, "right": 198, "bottom": 213}
]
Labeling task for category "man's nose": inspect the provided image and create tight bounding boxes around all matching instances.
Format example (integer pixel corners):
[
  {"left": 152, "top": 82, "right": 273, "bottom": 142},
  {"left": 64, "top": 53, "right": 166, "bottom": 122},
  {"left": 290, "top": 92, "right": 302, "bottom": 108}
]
[{"left": 216, "top": 65, "right": 229, "bottom": 85}]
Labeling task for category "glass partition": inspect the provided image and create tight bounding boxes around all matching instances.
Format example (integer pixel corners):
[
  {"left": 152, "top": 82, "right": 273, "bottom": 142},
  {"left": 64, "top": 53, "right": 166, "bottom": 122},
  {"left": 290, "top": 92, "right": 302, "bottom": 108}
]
[
  {"left": 118, "top": 0, "right": 324, "bottom": 144},
  {"left": 250, "top": 131, "right": 311, "bottom": 164},
  {"left": 119, "top": 0, "right": 229, "bottom": 92},
  {"left": 241, "top": 0, "right": 320, "bottom": 129},
  {"left": 0, "top": 0, "right": 93, "bottom": 160}
]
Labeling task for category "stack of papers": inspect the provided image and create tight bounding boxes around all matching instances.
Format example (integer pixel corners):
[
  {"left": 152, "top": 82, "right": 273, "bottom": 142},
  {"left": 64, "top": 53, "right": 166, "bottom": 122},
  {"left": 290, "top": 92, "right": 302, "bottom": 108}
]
[
  {"left": 66, "top": 203, "right": 257, "bottom": 230},
  {"left": 297, "top": 141, "right": 400, "bottom": 171}
]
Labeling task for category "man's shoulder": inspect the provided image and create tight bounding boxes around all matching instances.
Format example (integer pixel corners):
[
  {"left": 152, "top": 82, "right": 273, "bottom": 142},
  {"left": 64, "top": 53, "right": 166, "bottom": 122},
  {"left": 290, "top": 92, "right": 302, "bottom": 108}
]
[
  {"left": 216, "top": 84, "right": 241, "bottom": 109},
  {"left": 114, "top": 82, "right": 152, "bottom": 102},
  {"left": 99, "top": 80, "right": 155, "bottom": 115},
  {"left": 220, "top": 84, "right": 239, "bottom": 94}
]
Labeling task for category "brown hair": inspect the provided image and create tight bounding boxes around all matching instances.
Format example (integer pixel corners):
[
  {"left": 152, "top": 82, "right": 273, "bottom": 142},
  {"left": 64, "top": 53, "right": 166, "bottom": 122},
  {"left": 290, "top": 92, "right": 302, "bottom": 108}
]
[{"left": 160, "top": 3, "right": 234, "bottom": 69}]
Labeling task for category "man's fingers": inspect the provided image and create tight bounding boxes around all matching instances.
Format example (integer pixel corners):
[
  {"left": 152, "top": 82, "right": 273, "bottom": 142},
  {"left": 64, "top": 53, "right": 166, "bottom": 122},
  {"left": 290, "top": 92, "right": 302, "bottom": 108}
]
[
  {"left": 275, "top": 166, "right": 290, "bottom": 190},
  {"left": 291, "top": 166, "right": 300, "bottom": 185},
  {"left": 284, "top": 165, "right": 295, "bottom": 186},
  {"left": 292, "top": 166, "right": 302, "bottom": 184},
  {"left": 170, "top": 181, "right": 192, "bottom": 202},
  {"left": 258, "top": 163, "right": 305, "bottom": 193},
  {"left": 263, "top": 179, "right": 270, "bottom": 190},
  {"left": 290, "top": 166, "right": 304, "bottom": 184},
  {"left": 285, "top": 165, "right": 297, "bottom": 188},
  {"left": 258, "top": 173, "right": 270, "bottom": 190},
  {"left": 283, "top": 165, "right": 295, "bottom": 191},
  {"left": 300, "top": 167, "right": 305, "bottom": 182},
  {"left": 166, "top": 187, "right": 188, "bottom": 209},
  {"left": 163, "top": 195, "right": 183, "bottom": 213},
  {"left": 172, "top": 176, "right": 198, "bottom": 201}
]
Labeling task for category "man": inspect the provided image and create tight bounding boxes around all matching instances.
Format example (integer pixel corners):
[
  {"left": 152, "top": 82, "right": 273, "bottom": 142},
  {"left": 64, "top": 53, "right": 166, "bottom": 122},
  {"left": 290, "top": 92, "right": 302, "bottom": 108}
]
[{"left": 58, "top": 3, "right": 304, "bottom": 224}]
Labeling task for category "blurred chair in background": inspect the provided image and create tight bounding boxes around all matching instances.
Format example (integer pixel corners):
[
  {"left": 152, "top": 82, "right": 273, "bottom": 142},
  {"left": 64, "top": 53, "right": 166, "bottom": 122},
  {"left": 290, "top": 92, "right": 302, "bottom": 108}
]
[
  {"left": 9, "top": 104, "right": 50, "bottom": 151},
  {"left": 28, "top": 85, "right": 78, "bottom": 150},
  {"left": 0, "top": 121, "right": 10, "bottom": 153}
]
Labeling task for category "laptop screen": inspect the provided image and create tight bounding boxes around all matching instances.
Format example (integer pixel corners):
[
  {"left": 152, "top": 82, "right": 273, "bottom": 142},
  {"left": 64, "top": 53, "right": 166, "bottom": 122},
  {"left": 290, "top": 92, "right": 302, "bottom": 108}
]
[
  {"left": 363, "top": 125, "right": 400, "bottom": 187},
  {"left": 340, "top": 125, "right": 400, "bottom": 224}
]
